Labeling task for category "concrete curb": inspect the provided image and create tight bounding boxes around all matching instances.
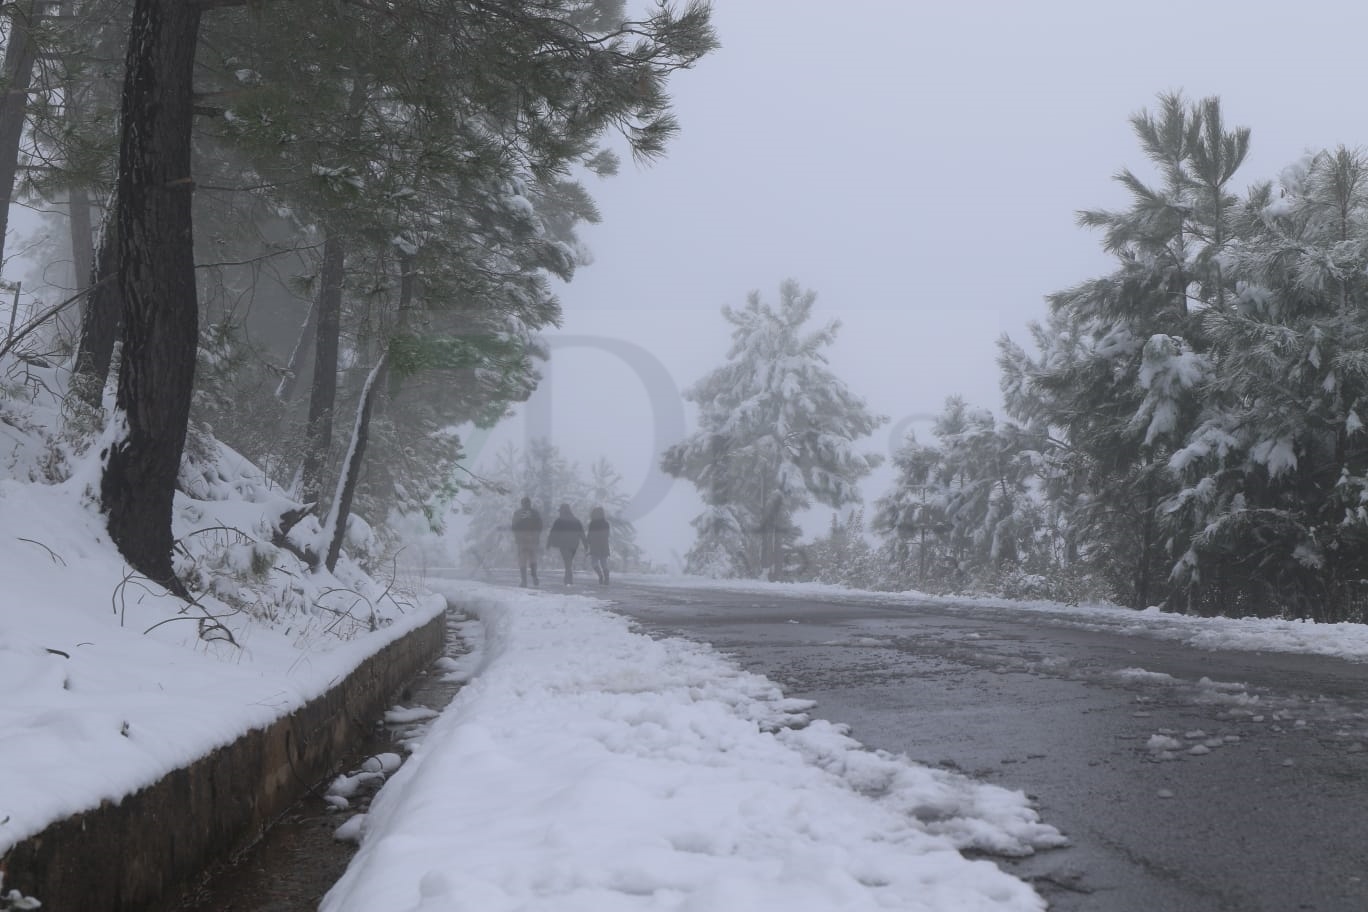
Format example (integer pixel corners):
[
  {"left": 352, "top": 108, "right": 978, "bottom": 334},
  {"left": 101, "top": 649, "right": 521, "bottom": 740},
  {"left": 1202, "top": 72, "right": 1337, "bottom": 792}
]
[{"left": 0, "top": 610, "right": 447, "bottom": 911}]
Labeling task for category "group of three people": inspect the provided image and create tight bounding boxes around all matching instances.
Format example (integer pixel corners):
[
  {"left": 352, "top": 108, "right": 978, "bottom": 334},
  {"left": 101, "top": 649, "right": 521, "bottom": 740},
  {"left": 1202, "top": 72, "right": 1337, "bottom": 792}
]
[{"left": 510, "top": 497, "right": 611, "bottom": 587}]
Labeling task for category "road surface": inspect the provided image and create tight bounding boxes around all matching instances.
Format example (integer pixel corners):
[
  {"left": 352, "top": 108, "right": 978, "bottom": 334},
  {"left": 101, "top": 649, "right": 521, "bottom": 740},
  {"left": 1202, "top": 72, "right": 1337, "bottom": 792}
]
[{"left": 594, "top": 578, "right": 1368, "bottom": 911}]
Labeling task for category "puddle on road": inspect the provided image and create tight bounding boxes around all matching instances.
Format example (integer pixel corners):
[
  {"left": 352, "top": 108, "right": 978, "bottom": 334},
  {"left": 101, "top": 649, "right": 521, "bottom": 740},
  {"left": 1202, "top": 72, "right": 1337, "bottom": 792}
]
[{"left": 170, "top": 610, "right": 471, "bottom": 912}]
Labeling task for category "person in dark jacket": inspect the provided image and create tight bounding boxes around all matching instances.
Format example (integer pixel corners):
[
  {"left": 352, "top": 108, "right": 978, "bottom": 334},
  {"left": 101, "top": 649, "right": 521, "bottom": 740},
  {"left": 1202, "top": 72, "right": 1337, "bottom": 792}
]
[
  {"left": 587, "top": 506, "right": 611, "bottom": 586},
  {"left": 546, "top": 503, "right": 587, "bottom": 585},
  {"left": 510, "top": 496, "right": 543, "bottom": 587}
]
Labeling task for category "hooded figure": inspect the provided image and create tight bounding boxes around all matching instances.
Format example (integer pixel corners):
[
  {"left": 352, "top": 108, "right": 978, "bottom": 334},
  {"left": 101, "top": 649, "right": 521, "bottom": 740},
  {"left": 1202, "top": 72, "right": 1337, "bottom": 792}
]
[
  {"left": 546, "top": 503, "right": 587, "bottom": 584},
  {"left": 587, "top": 506, "right": 611, "bottom": 585},
  {"left": 510, "top": 496, "right": 543, "bottom": 587}
]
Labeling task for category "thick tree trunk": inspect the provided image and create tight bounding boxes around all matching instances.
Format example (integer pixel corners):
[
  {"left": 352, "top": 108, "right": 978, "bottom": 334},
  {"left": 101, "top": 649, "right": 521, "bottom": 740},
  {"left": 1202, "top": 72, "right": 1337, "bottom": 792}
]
[
  {"left": 71, "top": 212, "right": 119, "bottom": 407},
  {"left": 69, "top": 188, "right": 93, "bottom": 300},
  {"left": 99, "top": 0, "right": 201, "bottom": 597},
  {"left": 0, "top": 0, "right": 39, "bottom": 269},
  {"left": 325, "top": 351, "right": 387, "bottom": 572},
  {"left": 300, "top": 230, "right": 344, "bottom": 506}
]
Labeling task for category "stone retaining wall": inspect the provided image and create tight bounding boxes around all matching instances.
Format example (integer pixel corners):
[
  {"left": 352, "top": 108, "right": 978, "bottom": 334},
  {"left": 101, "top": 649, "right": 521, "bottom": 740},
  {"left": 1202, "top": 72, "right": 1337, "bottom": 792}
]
[{"left": 0, "top": 611, "right": 447, "bottom": 911}]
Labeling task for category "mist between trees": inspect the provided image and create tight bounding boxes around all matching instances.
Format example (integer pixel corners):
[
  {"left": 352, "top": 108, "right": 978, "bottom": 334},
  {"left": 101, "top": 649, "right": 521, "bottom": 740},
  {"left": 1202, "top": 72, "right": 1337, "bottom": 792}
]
[
  {"left": 0, "top": 0, "right": 716, "bottom": 592},
  {"left": 0, "top": 0, "right": 1362, "bottom": 628},
  {"left": 572, "top": 94, "right": 1368, "bottom": 625}
]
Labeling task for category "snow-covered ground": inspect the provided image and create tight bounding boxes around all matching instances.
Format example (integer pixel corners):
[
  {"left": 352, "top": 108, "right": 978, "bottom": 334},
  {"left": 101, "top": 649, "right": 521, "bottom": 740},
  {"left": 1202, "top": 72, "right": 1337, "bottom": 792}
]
[
  {"left": 0, "top": 360, "right": 445, "bottom": 908},
  {"left": 0, "top": 463, "right": 445, "bottom": 856},
  {"left": 7, "top": 357, "right": 1368, "bottom": 910},
  {"left": 321, "top": 580, "right": 1065, "bottom": 912},
  {"left": 315, "top": 572, "right": 1368, "bottom": 911}
]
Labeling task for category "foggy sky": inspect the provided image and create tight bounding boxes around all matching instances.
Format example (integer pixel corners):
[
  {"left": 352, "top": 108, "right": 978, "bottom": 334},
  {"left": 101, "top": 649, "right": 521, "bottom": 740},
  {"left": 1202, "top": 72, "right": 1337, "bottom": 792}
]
[{"left": 467, "top": 1, "right": 1368, "bottom": 567}]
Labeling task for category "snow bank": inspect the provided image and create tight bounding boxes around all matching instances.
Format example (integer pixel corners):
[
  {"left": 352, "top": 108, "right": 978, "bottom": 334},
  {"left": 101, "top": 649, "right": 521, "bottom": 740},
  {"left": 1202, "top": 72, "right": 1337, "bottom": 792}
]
[{"left": 322, "top": 582, "right": 1061, "bottom": 912}]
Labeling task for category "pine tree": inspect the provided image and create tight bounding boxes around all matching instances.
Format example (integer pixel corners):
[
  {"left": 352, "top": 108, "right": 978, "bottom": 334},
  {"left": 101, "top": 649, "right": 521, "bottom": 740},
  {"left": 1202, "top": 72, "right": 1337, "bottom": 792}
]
[
  {"left": 873, "top": 432, "right": 947, "bottom": 589},
  {"left": 1167, "top": 147, "right": 1368, "bottom": 618},
  {"left": 999, "top": 93, "right": 1248, "bottom": 608},
  {"left": 77, "top": 0, "right": 714, "bottom": 589},
  {"left": 459, "top": 442, "right": 643, "bottom": 575},
  {"left": 873, "top": 397, "right": 1048, "bottom": 594},
  {"left": 583, "top": 456, "right": 643, "bottom": 571},
  {"left": 662, "top": 279, "right": 885, "bottom": 578}
]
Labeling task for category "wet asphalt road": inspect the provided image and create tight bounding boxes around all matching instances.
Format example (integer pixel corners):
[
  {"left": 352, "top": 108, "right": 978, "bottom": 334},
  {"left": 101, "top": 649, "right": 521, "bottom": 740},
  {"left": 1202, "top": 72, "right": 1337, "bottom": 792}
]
[{"left": 594, "top": 578, "right": 1368, "bottom": 912}]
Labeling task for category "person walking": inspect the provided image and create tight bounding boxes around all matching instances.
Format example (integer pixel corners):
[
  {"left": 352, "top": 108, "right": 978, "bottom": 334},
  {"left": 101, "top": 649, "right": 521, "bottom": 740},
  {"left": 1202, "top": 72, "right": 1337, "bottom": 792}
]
[
  {"left": 546, "top": 503, "right": 587, "bottom": 585},
  {"left": 587, "top": 506, "right": 611, "bottom": 586},
  {"left": 510, "top": 497, "right": 543, "bottom": 587}
]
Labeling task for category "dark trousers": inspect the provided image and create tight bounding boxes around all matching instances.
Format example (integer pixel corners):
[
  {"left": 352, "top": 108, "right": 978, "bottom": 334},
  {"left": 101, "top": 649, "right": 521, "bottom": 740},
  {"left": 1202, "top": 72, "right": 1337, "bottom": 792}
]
[{"left": 558, "top": 548, "right": 577, "bottom": 583}]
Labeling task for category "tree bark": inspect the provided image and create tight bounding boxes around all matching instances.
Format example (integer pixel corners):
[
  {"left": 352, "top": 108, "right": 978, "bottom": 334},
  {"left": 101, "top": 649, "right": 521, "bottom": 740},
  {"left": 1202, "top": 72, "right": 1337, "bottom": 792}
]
[
  {"left": 71, "top": 210, "right": 119, "bottom": 407},
  {"left": 299, "top": 76, "right": 366, "bottom": 506},
  {"left": 362, "top": 250, "right": 414, "bottom": 514},
  {"left": 325, "top": 350, "right": 387, "bottom": 571},
  {"left": 61, "top": 0, "right": 93, "bottom": 310},
  {"left": 99, "top": 0, "right": 202, "bottom": 597},
  {"left": 300, "top": 230, "right": 344, "bottom": 506},
  {"left": 69, "top": 187, "right": 93, "bottom": 299},
  {"left": 0, "top": 0, "right": 40, "bottom": 269},
  {"left": 274, "top": 298, "right": 316, "bottom": 401}
]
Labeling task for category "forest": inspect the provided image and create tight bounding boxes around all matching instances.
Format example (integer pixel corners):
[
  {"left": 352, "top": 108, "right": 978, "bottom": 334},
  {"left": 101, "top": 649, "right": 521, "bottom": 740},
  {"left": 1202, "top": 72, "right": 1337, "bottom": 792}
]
[
  {"left": 1, "top": 1, "right": 1363, "bottom": 625},
  {"left": 0, "top": 0, "right": 714, "bottom": 593},
  {"left": 643, "top": 96, "right": 1368, "bottom": 624}
]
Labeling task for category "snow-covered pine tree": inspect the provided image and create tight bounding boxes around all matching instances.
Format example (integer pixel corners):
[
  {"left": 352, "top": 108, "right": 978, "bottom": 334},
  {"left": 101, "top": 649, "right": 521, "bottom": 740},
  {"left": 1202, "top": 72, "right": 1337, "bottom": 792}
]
[
  {"left": 999, "top": 93, "right": 1247, "bottom": 608},
  {"left": 661, "top": 279, "right": 885, "bottom": 579},
  {"left": 797, "top": 508, "right": 876, "bottom": 587},
  {"left": 583, "top": 457, "right": 644, "bottom": 571},
  {"left": 458, "top": 442, "right": 520, "bottom": 577},
  {"left": 460, "top": 439, "right": 638, "bottom": 576},
  {"left": 872, "top": 397, "right": 1048, "bottom": 594},
  {"left": 927, "top": 397, "right": 1044, "bottom": 575},
  {"left": 1166, "top": 147, "right": 1368, "bottom": 619},
  {"left": 873, "top": 431, "right": 947, "bottom": 590}
]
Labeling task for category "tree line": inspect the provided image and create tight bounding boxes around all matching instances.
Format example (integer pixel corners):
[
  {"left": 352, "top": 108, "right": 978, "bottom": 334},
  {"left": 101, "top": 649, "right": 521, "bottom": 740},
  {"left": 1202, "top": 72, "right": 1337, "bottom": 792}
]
[
  {"left": 666, "top": 94, "right": 1368, "bottom": 623},
  {"left": 0, "top": 0, "right": 715, "bottom": 592},
  {"left": 460, "top": 438, "right": 645, "bottom": 575}
]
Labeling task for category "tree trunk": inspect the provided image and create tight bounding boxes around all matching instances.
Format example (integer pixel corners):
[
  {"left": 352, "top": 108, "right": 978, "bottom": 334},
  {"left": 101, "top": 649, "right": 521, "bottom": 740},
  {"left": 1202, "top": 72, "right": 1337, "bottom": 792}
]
[
  {"left": 99, "top": 0, "right": 202, "bottom": 597},
  {"left": 69, "top": 188, "right": 93, "bottom": 301},
  {"left": 300, "top": 230, "right": 344, "bottom": 506},
  {"left": 1133, "top": 474, "right": 1157, "bottom": 609},
  {"left": 325, "top": 350, "right": 387, "bottom": 572},
  {"left": 298, "top": 76, "right": 366, "bottom": 506},
  {"left": 62, "top": 0, "right": 93, "bottom": 311},
  {"left": 275, "top": 299, "right": 316, "bottom": 401},
  {"left": 362, "top": 250, "right": 414, "bottom": 514},
  {"left": 0, "top": 0, "right": 39, "bottom": 269},
  {"left": 71, "top": 210, "right": 118, "bottom": 407}
]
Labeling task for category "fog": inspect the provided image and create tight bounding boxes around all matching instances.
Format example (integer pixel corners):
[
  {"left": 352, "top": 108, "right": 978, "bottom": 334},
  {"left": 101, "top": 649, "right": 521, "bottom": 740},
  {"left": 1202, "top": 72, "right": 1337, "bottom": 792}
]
[{"left": 460, "top": 1, "right": 1368, "bottom": 565}]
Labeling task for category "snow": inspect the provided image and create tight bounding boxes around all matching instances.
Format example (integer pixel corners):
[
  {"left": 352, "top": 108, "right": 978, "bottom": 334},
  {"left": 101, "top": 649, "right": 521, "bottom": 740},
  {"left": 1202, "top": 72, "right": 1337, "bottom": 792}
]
[
  {"left": 0, "top": 469, "right": 445, "bottom": 858},
  {"left": 0, "top": 362, "right": 445, "bottom": 872},
  {"left": 8, "top": 367, "right": 1368, "bottom": 909},
  {"left": 321, "top": 582, "right": 1062, "bottom": 912}
]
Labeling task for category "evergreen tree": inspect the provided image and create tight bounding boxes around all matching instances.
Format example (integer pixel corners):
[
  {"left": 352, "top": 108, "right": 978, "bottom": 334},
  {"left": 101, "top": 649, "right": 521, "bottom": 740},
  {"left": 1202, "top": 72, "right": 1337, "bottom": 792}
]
[
  {"left": 1166, "top": 147, "right": 1368, "bottom": 618},
  {"left": 459, "top": 441, "right": 644, "bottom": 574},
  {"left": 798, "top": 508, "right": 876, "bottom": 587},
  {"left": 458, "top": 441, "right": 521, "bottom": 577},
  {"left": 662, "top": 279, "right": 885, "bottom": 578},
  {"left": 65, "top": 0, "right": 714, "bottom": 589},
  {"left": 583, "top": 456, "right": 644, "bottom": 571},
  {"left": 873, "top": 432, "right": 947, "bottom": 589},
  {"left": 999, "top": 93, "right": 1248, "bottom": 608},
  {"left": 873, "top": 397, "right": 1048, "bottom": 594}
]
